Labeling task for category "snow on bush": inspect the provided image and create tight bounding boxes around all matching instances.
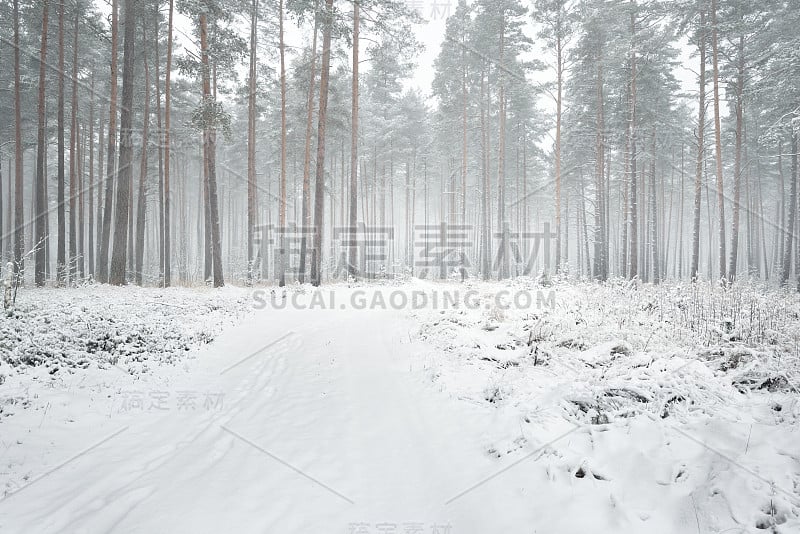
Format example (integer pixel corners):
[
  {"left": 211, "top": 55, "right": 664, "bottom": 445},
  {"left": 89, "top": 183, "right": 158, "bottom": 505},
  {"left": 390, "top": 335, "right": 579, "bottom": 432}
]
[
  {"left": 414, "top": 278, "right": 800, "bottom": 532},
  {"left": 0, "top": 285, "right": 250, "bottom": 381}
]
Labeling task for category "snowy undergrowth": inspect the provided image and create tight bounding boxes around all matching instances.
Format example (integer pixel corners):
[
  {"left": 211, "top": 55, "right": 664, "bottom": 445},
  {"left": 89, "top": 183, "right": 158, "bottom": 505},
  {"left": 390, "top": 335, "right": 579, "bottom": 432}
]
[
  {"left": 0, "top": 285, "right": 251, "bottom": 418},
  {"left": 413, "top": 278, "right": 800, "bottom": 533}
]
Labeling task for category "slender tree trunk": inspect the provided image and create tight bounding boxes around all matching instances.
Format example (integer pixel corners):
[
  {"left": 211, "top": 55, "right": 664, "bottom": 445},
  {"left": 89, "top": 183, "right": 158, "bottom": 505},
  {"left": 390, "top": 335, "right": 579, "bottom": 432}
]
[
  {"left": 301, "top": 0, "right": 320, "bottom": 282},
  {"left": 311, "top": 0, "right": 334, "bottom": 286},
  {"left": 153, "top": 2, "right": 164, "bottom": 284},
  {"left": 127, "top": 144, "right": 134, "bottom": 274},
  {"left": 109, "top": 0, "right": 136, "bottom": 285},
  {"left": 99, "top": 0, "right": 118, "bottom": 283},
  {"left": 200, "top": 13, "right": 224, "bottom": 287},
  {"left": 56, "top": 0, "right": 66, "bottom": 284},
  {"left": 88, "top": 73, "right": 95, "bottom": 277},
  {"left": 246, "top": 0, "right": 258, "bottom": 284},
  {"left": 135, "top": 21, "right": 150, "bottom": 286},
  {"left": 203, "top": 137, "right": 212, "bottom": 280},
  {"left": 163, "top": 0, "right": 173, "bottom": 286},
  {"left": 710, "top": 0, "right": 726, "bottom": 281},
  {"left": 78, "top": 122, "right": 85, "bottom": 279},
  {"left": 555, "top": 31, "right": 563, "bottom": 274},
  {"left": 777, "top": 144, "right": 785, "bottom": 276},
  {"left": 461, "top": 23, "right": 468, "bottom": 229},
  {"left": 691, "top": 6, "right": 706, "bottom": 281},
  {"left": 96, "top": 108, "right": 104, "bottom": 269},
  {"left": 18, "top": 0, "right": 35, "bottom": 278},
  {"left": 627, "top": 7, "right": 638, "bottom": 280},
  {"left": 782, "top": 134, "right": 797, "bottom": 285},
  {"left": 480, "top": 65, "right": 490, "bottom": 279},
  {"left": 278, "top": 0, "right": 288, "bottom": 286},
  {"left": 594, "top": 59, "right": 606, "bottom": 280},
  {"left": 347, "top": 1, "right": 358, "bottom": 278},
  {"left": 497, "top": 19, "right": 508, "bottom": 280},
  {"left": 649, "top": 131, "right": 659, "bottom": 283},
  {"left": 678, "top": 143, "right": 685, "bottom": 278},
  {"left": 69, "top": 5, "right": 80, "bottom": 283},
  {"left": 728, "top": 33, "right": 744, "bottom": 282}
]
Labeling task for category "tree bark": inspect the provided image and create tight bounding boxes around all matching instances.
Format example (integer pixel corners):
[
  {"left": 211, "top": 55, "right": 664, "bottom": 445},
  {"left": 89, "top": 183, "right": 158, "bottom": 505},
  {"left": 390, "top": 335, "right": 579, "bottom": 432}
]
[
  {"left": 310, "top": 0, "right": 334, "bottom": 286},
  {"left": 347, "top": 0, "right": 357, "bottom": 278},
  {"left": 135, "top": 21, "right": 150, "bottom": 286},
  {"left": 163, "top": 0, "right": 173, "bottom": 286},
  {"left": 278, "top": 0, "right": 288, "bottom": 286},
  {"left": 69, "top": 5, "right": 80, "bottom": 283},
  {"left": 627, "top": 6, "right": 638, "bottom": 280},
  {"left": 555, "top": 29, "right": 563, "bottom": 274},
  {"left": 710, "top": 0, "right": 726, "bottom": 281},
  {"left": 246, "top": 0, "right": 258, "bottom": 284},
  {"left": 109, "top": 0, "right": 137, "bottom": 285},
  {"left": 691, "top": 5, "right": 706, "bottom": 281},
  {"left": 153, "top": 3, "right": 164, "bottom": 283},
  {"left": 782, "top": 134, "right": 797, "bottom": 285},
  {"left": 200, "top": 12, "right": 224, "bottom": 287},
  {"left": 594, "top": 59, "right": 606, "bottom": 280},
  {"left": 728, "top": 33, "right": 744, "bottom": 282},
  {"left": 57, "top": 0, "right": 66, "bottom": 284},
  {"left": 88, "top": 73, "right": 95, "bottom": 277},
  {"left": 98, "top": 0, "right": 119, "bottom": 283},
  {"left": 18, "top": 0, "right": 36, "bottom": 278}
]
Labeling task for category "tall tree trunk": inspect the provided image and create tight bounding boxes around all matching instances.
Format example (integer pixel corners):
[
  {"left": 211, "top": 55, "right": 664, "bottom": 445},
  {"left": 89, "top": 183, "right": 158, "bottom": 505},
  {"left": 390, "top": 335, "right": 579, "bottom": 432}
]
[
  {"left": 109, "top": 0, "right": 136, "bottom": 285},
  {"left": 203, "top": 137, "right": 212, "bottom": 280},
  {"left": 710, "top": 0, "right": 726, "bottom": 281},
  {"left": 127, "top": 146, "right": 134, "bottom": 274},
  {"left": 594, "top": 59, "right": 606, "bottom": 280},
  {"left": 135, "top": 21, "right": 150, "bottom": 286},
  {"left": 310, "top": 0, "right": 334, "bottom": 286},
  {"left": 163, "top": 0, "right": 173, "bottom": 286},
  {"left": 678, "top": 143, "right": 685, "bottom": 278},
  {"left": 301, "top": 0, "right": 320, "bottom": 282},
  {"left": 98, "top": 0, "right": 119, "bottom": 283},
  {"left": 497, "top": 19, "right": 507, "bottom": 280},
  {"left": 691, "top": 5, "right": 706, "bottom": 281},
  {"left": 88, "top": 73, "right": 95, "bottom": 277},
  {"left": 555, "top": 30, "right": 563, "bottom": 274},
  {"left": 278, "top": 0, "right": 288, "bottom": 286},
  {"left": 782, "top": 134, "right": 797, "bottom": 285},
  {"left": 649, "top": 131, "right": 659, "bottom": 283},
  {"left": 246, "top": 0, "right": 258, "bottom": 284},
  {"left": 153, "top": 2, "right": 164, "bottom": 284},
  {"left": 461, "top": 22, "right": 468, "bottom": 229},
  {"left": 347, "top": 0, "right": 357, "bottom": 278},
  {"left": 18, "top": 0, "right": 35, "bottom": 278},
  {"left": 728, "top": 33, "right": 744, "bottom": 282},
  {"left": 200, "top": 13, "right": 224, "bottom": 287},
  {"left": 78, "top": 122, "right": 85, "bottom": 278},
  {"left": 777, "top": 144, "right": 785, "bottom": 276},
  {"left": 57, "top": 0, "right": 66, "bottom": 284},
  {"left": 480, "top": 65, "right": 490, "bottom": 280},
  {"left": 627, "top": 6, "right": 638, "bottom": 280},
  {"left": 69, "top": 5, "right": 80, "bottom": 283}
]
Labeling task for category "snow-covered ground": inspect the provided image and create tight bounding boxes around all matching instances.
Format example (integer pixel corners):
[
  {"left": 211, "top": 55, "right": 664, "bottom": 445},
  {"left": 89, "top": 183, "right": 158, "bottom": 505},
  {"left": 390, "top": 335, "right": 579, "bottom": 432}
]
[{"left": 0, "top": 280, "right": 798, "bottom": 533}]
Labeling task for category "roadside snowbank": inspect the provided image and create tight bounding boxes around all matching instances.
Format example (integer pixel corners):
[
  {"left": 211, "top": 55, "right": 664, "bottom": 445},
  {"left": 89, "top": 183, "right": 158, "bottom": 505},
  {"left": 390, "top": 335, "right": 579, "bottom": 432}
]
[
  {"left": 0, "top": 285, "right": 250, "bottom": 416},
  {"left": 412, "top": 278, "right": 800, "bottom": 533}
]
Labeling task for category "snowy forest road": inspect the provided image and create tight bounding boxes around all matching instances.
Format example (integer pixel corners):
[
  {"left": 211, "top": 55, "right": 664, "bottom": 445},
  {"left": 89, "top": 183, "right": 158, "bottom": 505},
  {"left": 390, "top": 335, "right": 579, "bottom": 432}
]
[{"left": 0, "top": 302, "right": 547, "bottom": 533}]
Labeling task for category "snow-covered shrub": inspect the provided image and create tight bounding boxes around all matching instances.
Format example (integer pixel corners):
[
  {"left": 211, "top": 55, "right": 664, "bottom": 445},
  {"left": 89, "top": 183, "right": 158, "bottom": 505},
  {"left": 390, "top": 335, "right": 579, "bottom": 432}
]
[{"left": 3, "top": 262, "right": 15, "bottom": 314}]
